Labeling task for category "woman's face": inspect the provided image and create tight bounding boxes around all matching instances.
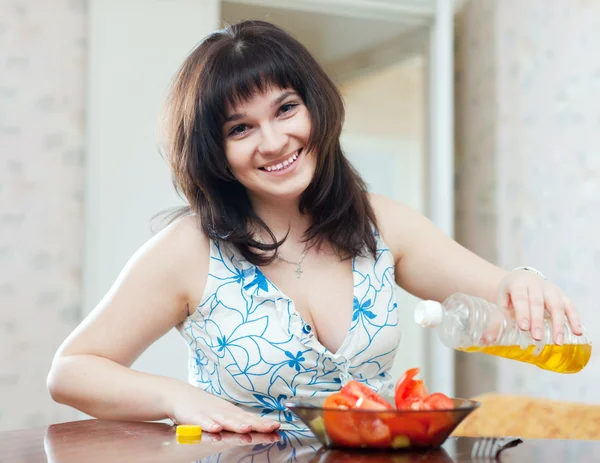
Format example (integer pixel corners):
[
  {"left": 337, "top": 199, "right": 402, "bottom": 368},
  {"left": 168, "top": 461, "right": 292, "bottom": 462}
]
[{"left": 222, "top": 86, "right": 316, "bottom": 204}]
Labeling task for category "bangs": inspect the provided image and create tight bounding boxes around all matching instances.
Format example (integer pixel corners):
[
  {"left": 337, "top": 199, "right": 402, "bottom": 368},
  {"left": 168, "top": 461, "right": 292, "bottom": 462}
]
[
  {"left": 190, "top": 20, "right": 344, "bottom": 179},
  {"left": 165, "top": 20, "right": 373, "bottom": 266},
  {"left": 202, "top": 39, "right": 307, "bottom": 124}
]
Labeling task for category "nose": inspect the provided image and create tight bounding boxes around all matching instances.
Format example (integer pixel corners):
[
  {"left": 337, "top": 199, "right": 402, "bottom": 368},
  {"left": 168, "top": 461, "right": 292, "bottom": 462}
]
[{"left": 257, "top": 123, "right": 287, "bottom": 157}]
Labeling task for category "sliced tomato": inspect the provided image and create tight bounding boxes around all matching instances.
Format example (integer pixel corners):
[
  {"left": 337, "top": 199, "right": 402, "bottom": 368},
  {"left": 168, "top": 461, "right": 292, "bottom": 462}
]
[
  {"left": 323, "top": 393, "right": 362, "bottom": 447},
  {"left": 354, "top": 413, "right": 392, "bottom": 448},
  {"left": 415, "top": 411, "right": 456, "bottom": 448},
  {"left": 423, "top": 393, "right": 454, "bottom": 410},
  {"left": 396, "top": 396, "right": 426, "bottom": 411},
  {"left": 394, "top": 368, "right": 422, "bottom": 396},
  {"left": 354, "top": 397, "right": 392, "bottom": 411},
  {"left": 380, "top": 413, "right": 429, "bottom": 446},
  {"left": 324, "top": 392, "right": 358, "bottom": 409},
  {"left": 394, "top": 368, "right": 428, "bottom": 409},
  {"left": 340, "top": 380, "right": 393, "bottom": 410}
]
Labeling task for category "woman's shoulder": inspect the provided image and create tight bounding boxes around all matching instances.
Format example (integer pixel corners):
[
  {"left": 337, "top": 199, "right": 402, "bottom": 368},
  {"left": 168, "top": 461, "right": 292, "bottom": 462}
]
[
  {"left": 136, "top": 213, "right": 211, "bottom": 312},
  {"left": 150, "top": 213, "right": 209, "bottom": 260},
  {"left": 367, "top": 193, "right": 426, "bottom": 264}
]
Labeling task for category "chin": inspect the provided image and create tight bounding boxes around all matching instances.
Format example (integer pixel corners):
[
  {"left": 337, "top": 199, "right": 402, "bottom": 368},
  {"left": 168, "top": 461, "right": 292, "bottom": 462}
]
[{"left": 266, "top": 182, "right": 311, "bottom": 202}]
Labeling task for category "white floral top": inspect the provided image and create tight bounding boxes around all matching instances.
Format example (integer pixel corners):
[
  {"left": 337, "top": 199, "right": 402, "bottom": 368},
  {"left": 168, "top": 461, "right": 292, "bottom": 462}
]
[{"left": 177, "top": 229, "right": 402, "bottom": 430}]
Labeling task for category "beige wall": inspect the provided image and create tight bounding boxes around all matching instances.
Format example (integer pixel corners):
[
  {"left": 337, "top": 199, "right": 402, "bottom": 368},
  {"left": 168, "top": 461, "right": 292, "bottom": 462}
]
[
  {"left": 341, "top": 57, "right": 424, "bottom": 141},
  {"left": 340, "top": 57, "right": 425, "bottom": 214},
  {"left": 455, "top": 0, "right": 600, "bottom": 402},
  {"left": 81, "top": 0, "right": 218, "bottom": 396},
  {"left": 454, "top": 0, "right": 499, "bottom": 398},
  {"left": 0, "top": 0, "right": 86, "bottom": 430}
]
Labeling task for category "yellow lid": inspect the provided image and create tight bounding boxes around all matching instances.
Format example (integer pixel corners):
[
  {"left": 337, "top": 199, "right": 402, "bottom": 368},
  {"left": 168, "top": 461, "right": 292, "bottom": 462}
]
[{"left": 176, "top": 424, "right": 203, "bottom": 437}]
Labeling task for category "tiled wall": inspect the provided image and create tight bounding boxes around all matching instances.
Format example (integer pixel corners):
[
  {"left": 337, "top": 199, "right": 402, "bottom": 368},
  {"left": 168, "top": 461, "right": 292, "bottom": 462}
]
[
  {"left": 455, "top": 0, "right": 600, "bottom": 403},
  {"left": 0, "top": 0, "right": 86, "bottom": 430}
]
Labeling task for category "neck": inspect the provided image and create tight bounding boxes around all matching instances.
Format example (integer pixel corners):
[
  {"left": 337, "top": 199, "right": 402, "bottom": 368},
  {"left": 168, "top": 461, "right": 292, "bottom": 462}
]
[{"left": 249, "top": 194, "right": 310, "bottom": 244}]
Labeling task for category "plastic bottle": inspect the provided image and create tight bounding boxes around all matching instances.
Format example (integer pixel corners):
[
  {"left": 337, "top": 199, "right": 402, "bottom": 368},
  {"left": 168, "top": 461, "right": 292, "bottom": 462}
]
[{"left": 414, "top": 293, "right": 592, "bottom": 374}]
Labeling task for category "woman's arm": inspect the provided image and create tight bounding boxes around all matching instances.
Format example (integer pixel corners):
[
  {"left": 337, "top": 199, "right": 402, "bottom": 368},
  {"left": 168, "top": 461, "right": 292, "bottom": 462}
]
[
  {"left": 47, "top": 216, "right": 279, "bottom": 433},
  {"left": 371, "top": 194, "right": 506, "bottom": 303},
  {"left": 371, "top": 194, "right": 581, "bottom": 343}
]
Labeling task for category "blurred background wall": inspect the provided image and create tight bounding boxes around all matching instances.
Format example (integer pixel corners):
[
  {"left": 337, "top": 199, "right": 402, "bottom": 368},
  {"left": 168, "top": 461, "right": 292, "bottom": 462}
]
[{"left": 0, "top": 0, "right": 86, "bottom": 428}]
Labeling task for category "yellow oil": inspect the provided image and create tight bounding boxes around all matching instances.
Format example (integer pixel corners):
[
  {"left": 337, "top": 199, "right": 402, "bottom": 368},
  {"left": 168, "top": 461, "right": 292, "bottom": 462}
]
[{"left": 459, "top": 343, "right": 592, "bottom": 374}]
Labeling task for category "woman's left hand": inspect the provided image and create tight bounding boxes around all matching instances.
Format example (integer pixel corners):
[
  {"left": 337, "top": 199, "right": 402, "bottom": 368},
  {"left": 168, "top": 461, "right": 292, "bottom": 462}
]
[{"left": 496, "top": 269, "right": 582, "bottom": 345}]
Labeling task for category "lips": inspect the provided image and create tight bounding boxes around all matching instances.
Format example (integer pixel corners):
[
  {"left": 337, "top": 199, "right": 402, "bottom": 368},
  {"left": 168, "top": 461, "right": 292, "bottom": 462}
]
[{"left": 260, "top": 148, "right": 302, "bottom": 172}]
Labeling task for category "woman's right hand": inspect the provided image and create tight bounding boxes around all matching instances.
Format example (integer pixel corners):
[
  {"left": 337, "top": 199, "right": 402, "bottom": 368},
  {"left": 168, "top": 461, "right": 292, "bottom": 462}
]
[
  {"left": 48, "top": 218, "right": 281, "bottom": 434},
  {"left": 169, "top": 385, "right": 281, "bottom": 434}
]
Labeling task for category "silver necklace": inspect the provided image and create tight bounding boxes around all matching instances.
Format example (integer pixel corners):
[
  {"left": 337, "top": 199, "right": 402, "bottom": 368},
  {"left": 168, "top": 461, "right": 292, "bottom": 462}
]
[{"left": 277, "top": 246, "right": 309, "bottom": 279}]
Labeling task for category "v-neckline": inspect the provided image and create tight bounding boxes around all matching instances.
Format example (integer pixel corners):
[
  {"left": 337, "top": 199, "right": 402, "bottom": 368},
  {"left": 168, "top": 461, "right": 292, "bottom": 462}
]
[{"left": 251, "top": 255, "right": 360, "bottom": 357}]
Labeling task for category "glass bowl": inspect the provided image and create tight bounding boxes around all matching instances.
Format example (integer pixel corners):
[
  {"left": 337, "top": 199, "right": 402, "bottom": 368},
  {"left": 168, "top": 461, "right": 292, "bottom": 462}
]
[{"left": 284, "top": 396, "right": 480, "bottom": 451}]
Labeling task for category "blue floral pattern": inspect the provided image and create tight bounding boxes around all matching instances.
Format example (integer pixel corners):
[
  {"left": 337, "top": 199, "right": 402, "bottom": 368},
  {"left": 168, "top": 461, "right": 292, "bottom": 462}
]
[{"left": 177, "top": 230, "right": 401, "bottom": 430}]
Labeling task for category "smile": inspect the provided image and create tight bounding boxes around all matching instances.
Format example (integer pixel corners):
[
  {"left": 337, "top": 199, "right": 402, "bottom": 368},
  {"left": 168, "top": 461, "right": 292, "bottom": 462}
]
[{"left": 260, "top": 149, "right": 302, "bottom": 173}]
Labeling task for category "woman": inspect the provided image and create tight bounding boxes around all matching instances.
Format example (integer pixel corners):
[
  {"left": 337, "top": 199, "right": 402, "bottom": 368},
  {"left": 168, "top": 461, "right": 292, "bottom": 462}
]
[{"left": 47, "top": 20, "right": 582, "bottom": 434}]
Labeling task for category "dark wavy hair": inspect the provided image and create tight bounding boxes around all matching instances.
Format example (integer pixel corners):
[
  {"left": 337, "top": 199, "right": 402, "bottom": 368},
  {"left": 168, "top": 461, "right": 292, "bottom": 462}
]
[{"left": 163, "top": 20, "right": 378, "bottom": 265}]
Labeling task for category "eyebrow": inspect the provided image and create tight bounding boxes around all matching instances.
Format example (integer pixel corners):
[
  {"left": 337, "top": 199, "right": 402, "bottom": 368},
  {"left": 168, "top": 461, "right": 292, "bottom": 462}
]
[{"left": 224, "top": 91, "right": 298, "bottom": 124}]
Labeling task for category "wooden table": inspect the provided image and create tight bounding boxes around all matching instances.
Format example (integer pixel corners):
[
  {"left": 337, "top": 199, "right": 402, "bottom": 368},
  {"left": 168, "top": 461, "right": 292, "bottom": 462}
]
[{"left": 1, "top": 419, "right": 599, "bottom": 462}]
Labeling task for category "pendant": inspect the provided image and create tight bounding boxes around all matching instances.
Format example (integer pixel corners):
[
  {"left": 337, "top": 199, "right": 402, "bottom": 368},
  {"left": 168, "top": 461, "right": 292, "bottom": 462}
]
[{"left": 295, "top": 265, "right": 303, "bottom": 278}]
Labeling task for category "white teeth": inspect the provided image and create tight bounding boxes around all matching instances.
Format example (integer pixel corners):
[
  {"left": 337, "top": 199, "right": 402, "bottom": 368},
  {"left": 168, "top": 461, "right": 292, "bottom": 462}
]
[{"left": 263, "top": 150, "right": 301, "bottom": 172}]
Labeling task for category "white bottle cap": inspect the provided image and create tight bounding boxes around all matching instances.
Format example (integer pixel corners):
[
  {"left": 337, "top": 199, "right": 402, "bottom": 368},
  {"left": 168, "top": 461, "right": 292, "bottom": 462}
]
[{"left": 414, "top": 300, "right": 443, "bottom": 327}]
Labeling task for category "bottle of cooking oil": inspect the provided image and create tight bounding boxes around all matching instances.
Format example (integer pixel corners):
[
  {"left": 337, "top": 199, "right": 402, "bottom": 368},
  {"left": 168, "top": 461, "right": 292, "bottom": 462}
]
[{"left": 414, "top": 293, "right": 592, "bottom": 374}]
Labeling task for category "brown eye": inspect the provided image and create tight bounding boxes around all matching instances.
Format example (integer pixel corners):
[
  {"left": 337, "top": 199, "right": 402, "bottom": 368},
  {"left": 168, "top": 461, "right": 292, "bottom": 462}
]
[
  {"left": 228, "top": 124, "right": 248, "bottom": 136},
  {"left": 278, "top": 103, "right": 298, "bottom": 115}
]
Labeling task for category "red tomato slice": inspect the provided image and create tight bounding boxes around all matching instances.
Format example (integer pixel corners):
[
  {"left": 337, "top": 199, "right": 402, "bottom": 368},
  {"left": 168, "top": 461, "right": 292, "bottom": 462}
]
[
  {"left": 415, "top": 411, "right": 456, "bottom": 447},
  {"left": 324, "top": 392, "right": 358, "bottom": 410},
  {"left": 380, "top": 413, "right": 429, "bottom": 445},
  {"left": 355, "top": 397, "right": 391, "bottom": 411},
  {"left": 423, "top": 393, "right": 454, "bottom": 410},
  {"left": 340, "top": 380, "right": 393, "bottom": 410},
  {"left": 395, "top": 396, "right": 426, "bottom": 411},
  {"left": 323, "top": 393, "right": 362, "bottom": 447},
  {"left": 394, "top": 368, "right": 429, "bottom": 410},
  {"left": 354, "top": 413, "right": 392, "bottom": 448},
  {"left": 394, "top": 368, "right": 420, "bottom": 395}
]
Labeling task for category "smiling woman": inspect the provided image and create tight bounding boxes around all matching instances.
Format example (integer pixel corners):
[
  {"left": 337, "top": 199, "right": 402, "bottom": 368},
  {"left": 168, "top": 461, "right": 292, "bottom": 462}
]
[
  {"left": 164, "top": 20, "right": 376, "bottom": 265},
  {"left": 222, "top": 88, "right": 315, "bottom": 202},
  {"left": 46, "top": 19, "right": 584, "bottom": 436}
]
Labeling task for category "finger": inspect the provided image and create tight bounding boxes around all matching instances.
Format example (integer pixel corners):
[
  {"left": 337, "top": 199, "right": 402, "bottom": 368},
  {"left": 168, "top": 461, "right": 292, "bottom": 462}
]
[
  {"left": 202, "top": 433, "right": 223, "bottom": 442},
  {"left": 227, "top": 413, "right": 280, "bottom": 434},
  {"left": 562, "top": 294, "right": 582, "bottom": 336},
  {"left": 509, "top": 288, "right": 531, "bottom": 332},
  {"left": 189, "top": 417, "right": 222, "bottom": 434},
  {"left": 241, "top": 413, "right": 280, "bottom": 433},
  {"left": 527, "top": 285, "right": 545, "bottom": 341},
  {"left": 211, "top": 413, "right": 253, "bottom": 434},
  {"left": 220, "top": 431, "right": 280, "bottom": 445},
  {"left": 544, "top": 287, "right": 565, "bottom": 345},
  {"left": 251, "top": 417, "right": 280, "bottom": 433},
  {"left": 268, "top": 432, "right": 281, "bottom": 443},
  {"left": 235, "top": 433, "right": 253, "bottom": 444},
  {"left": 245, "top": 432, "right": 281, "bottom": 444}
]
